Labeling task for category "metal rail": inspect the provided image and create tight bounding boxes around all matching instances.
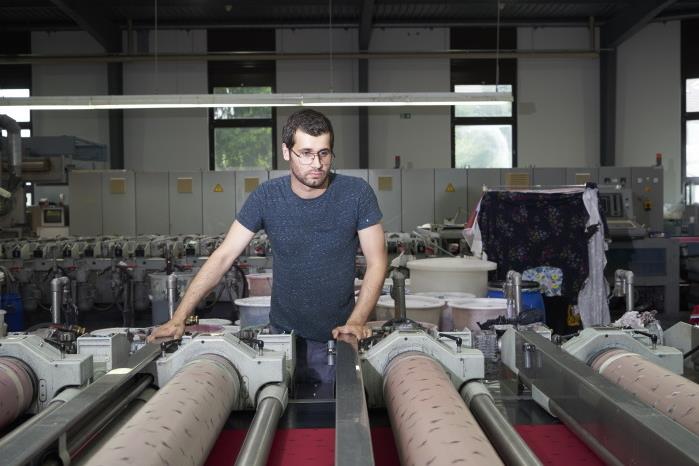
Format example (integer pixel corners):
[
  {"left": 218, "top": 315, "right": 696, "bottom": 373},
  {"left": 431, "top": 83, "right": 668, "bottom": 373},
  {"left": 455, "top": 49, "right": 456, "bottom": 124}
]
[
  {"left": 513, "top": 330, "right": 699, "bottom": 466},
  {"left": 335, "top": 335, "right": 374, "bottom": 466},
  {"left": 0, "top": 343, "right": 161, "bottom": 466}
]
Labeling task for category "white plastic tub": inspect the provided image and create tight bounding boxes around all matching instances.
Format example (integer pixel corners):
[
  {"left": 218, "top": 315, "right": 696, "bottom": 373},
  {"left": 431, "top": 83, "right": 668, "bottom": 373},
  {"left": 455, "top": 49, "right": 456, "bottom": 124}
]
[
  {"left": 407, "top": 257, "right": 497, "bottom": 296},
  {"left": 246, "top": 273, "right": 273, "bottom": 296},
  {"left": 414, "top": 291, "right": 476, "bottom": 331},
  {"left": 234, "top": 296, "right": 271, "bottom": 327},
  {"left": 450, "top": 298, "right": 507, "bottom": 331},
  {"left": 374, "top": 295, "right": 445, "bottom": 326}
]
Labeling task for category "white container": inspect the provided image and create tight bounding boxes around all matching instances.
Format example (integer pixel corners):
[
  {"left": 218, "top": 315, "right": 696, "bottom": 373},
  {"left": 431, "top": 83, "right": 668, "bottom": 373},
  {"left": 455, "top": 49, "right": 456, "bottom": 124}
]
[
  {"left": 246, "top": 273, "right": 273, "bottom": 296},
  {"left": 234, "top": 296, "right": 271, "bottom": 327},
  {"left": 407, "top": 257, "right": 497, "bottom": 296},
  {"left": 199, "top": 318, "right": 233, "bottom": 326},
  {"left": 414, "top": 291, "right": 476, "bottom": 331},
  {"left": 450, "top": 298, "right": 508, "bottom": 331},
  {"left": 374, "top": 295, "right": 445, "bottom": 326}
]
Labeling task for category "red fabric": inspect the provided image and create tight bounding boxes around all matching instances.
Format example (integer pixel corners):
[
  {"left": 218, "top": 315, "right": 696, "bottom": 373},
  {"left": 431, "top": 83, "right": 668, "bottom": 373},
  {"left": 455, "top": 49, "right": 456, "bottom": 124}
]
[
  {"left": 206, "top": 427, "right": 400, "bottom": 466},
  {"left": 206, "top": 424, "right": 601, "bottom": 466},
  {"left": 515, "top": 424, "right": 604, "bottom": 466}
]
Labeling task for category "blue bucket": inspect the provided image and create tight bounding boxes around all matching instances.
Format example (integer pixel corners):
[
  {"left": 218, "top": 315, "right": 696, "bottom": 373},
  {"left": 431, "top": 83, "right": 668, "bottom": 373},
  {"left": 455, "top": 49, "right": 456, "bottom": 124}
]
[
  {"left": 1, "top": 293, "right": 24, "bottom": 332},
  {"left": 487, "top": 281, "right": 545, "bottom": 312}
]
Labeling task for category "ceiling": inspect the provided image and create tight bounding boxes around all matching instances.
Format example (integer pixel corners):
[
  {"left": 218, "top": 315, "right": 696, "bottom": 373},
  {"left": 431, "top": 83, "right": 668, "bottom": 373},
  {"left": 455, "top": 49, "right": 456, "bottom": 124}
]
[{"left": 1, "top": 0, "right": 698, "bottom": 51}]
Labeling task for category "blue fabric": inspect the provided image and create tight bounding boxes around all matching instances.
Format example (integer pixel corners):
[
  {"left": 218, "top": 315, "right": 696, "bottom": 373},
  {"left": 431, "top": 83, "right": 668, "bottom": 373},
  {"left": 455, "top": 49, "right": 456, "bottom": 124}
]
[{"left": 237, "top": 173, "right": 382, "bottom": 341}]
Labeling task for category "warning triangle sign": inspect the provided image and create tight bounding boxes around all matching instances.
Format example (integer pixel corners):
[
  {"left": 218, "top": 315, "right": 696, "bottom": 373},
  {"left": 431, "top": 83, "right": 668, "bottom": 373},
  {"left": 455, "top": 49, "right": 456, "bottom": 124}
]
[
  {"left": 445, "top": 183, "right": 455, "bottom": 193},
  {"left": 213, "top": 183, "right": 224, "bottom": 193}
]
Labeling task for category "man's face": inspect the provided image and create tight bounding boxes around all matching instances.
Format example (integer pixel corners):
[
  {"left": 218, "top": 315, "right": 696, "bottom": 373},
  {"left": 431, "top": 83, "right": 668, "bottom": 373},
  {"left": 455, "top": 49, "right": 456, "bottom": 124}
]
[{"left": 283, "top": 130, "right": 333, "bottom": 189}]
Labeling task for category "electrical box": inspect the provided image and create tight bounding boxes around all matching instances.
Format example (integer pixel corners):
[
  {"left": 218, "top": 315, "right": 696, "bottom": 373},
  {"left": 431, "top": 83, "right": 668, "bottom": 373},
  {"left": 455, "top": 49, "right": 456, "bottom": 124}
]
[
  {"left": 599, "top": 167, "right": 632, "bottom": 188},
  {"left": 102, "top": 170, "right": 136, "bottom": 236},
  {"left": 235, "top": 170, "right": 269, "bottom": 215},
  {"left": 501, "top": 168, "right": 533, "bottom": 188},
  {"left": 532, "top": 168, "right": 566, "bottom": 187},
  {"left": 69, "top": 170, "right": 103, "bottom": 236},
  {"left": 434, "top": 169, "right": 468, "bottom": 224},
  {"left": 466, "top": 169, "right": 500, "bottom": 215},
  {"left": 565, "top": 167, "right": 599, "bottom": 186},
  {"left": 369, "top": 169, "right": 401, "bottom": 233},
  {"left": 402, "top": 169, "right": 434, "bottom": 232},
  {"left": 336, "top": 169, "right": 369, "bottom": 182},
  {"left": 169, "top": 172, "right": 203, "bottom": 234},
  {"left": 631, "top": 166, "right": 663, "bottom": 232},
  {"left": 135, "top": 172, "right": 169, "bottom": 235},
  {"left": 203, "top": 171, "right": 236, "bottom": 235}
]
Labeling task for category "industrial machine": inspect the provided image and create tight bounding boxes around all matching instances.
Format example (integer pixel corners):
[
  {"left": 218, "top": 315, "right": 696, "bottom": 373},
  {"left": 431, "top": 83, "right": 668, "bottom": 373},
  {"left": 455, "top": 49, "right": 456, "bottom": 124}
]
[{"left": 500, "top": 323, "right": 699, "bottom": 465}]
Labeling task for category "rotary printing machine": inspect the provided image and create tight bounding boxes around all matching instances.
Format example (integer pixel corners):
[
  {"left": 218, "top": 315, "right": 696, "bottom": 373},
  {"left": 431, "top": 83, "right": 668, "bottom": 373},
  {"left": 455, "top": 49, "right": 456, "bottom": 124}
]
[{"left": 1, "top": 276, "right": 699, "bottom": 465}]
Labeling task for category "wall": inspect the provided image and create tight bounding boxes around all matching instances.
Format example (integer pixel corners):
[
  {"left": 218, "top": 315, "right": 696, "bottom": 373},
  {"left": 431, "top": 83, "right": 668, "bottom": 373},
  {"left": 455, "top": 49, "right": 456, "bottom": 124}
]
[
  {"left": 368, "top": 28, "right": 451, "bottom": 169},
  {"left": 123, "top": 29, "right": 209, "bottom": 171},
  {"left": 26, "top": 24, "right": 684, "bottom": 207},
  {"left": 616, "top": 21, "right": 681, "bottom": 205},
  {"left": 275, "top": 28, "right": 359, "bottom": 170},
  {"left": 517, "top": 27, "right": 600, "bottom": 168},
  {"left": 31, "top": 31, "right": 110, "bottom": 153}
]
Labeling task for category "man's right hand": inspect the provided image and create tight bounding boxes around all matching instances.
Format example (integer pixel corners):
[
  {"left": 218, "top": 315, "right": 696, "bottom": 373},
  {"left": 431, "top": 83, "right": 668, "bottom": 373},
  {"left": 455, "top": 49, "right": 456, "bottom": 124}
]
[{"left": 147, "top": 319, "right": 185, "bottom": 342}]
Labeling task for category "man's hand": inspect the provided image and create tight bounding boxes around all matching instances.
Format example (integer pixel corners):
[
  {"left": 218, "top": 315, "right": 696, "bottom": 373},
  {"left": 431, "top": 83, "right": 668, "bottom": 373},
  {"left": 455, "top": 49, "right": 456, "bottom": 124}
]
[
  {"left": 332, "top": 323, "right": 372, "bottom": 341},
  {"left": 147, "top": 319, "right": 186, "bottom": 342}
]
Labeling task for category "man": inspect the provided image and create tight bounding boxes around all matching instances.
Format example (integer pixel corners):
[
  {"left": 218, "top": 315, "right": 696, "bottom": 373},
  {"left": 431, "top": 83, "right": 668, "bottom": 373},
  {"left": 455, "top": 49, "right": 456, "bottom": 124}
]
[{"left": 149, "top": 109, "right": 387, "bottom": 385}]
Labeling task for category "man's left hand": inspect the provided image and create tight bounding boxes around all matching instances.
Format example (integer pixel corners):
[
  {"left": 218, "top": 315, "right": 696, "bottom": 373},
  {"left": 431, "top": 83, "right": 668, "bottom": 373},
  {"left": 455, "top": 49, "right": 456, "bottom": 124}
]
[{"left": 332, "top": 323, "right": 372, "bottom": 341}]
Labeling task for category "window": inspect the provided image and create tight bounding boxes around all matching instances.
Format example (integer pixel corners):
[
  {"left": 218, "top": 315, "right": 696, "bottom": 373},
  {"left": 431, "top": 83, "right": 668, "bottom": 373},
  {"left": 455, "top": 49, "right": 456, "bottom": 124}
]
[
  {"left": 684, "top": 20, "right": 699, "bottom": 202},
  {"left": 208, "top": 29, "right": 276, "bottom": 171},
  {"left": 0, "top": 31, "right": 32, "bottom": 138},
  {"left": 451, "top": 28, "right": 516, "bottom": 169}
]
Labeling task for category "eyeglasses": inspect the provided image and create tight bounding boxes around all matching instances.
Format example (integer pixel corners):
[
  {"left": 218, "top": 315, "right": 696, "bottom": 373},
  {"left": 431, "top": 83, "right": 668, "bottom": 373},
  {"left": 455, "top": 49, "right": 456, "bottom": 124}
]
[{"left": 289, "top": 148, "right": 334, "bottom": 165}]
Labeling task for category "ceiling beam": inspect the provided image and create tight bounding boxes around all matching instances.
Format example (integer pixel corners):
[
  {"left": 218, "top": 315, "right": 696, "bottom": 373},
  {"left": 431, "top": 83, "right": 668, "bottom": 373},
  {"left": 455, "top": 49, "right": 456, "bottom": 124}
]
[
  {"left": 49, "top": 0, "right": 122, "bottom": 52},
  {"left": 601, "top": 0, "right": 678, "bottom": 48},
  {"left": 359, "top": 0, "right": 375, "bottom": 50}
]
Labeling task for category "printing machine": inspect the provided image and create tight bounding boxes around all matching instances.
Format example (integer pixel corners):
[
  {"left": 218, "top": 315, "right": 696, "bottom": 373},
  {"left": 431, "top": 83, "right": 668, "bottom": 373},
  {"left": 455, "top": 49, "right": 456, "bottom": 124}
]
[{"left": 2, "top": 267, "right": 698, "bottom": 466}]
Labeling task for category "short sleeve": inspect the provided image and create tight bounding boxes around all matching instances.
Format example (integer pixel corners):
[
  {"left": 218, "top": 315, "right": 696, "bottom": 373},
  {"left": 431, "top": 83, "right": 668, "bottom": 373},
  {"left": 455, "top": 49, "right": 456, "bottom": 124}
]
[
  {"left": 236, "top": 186, "right": 264, "bottom": 233},
  {"left": 356, "top": 181, "right": 383, "bottom": 230}
]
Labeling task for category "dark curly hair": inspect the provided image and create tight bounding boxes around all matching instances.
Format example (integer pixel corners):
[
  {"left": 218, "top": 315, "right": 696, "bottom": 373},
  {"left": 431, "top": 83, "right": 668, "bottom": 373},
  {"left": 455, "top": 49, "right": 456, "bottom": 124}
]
[{"left": 282, "top": 109, "right": 334, "bottom": 150}]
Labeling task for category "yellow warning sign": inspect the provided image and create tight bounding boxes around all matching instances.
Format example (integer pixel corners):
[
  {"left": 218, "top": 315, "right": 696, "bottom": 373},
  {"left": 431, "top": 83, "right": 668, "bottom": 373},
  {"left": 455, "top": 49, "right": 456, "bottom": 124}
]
[
  {"left": 213, "top": 183, "right": 224, "bottom": 193},
  {"left": 445, "top": 183, "right": 455, "bottom": 193}
]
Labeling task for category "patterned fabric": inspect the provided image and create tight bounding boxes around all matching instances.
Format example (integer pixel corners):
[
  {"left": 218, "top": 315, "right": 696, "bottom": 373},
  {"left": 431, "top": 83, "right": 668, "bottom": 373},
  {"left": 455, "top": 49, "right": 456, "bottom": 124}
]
[
  {"left": 478, "top": 191, "right": 590, "bottom": 303},
  {"left": 523, "top": 266, "right": 563, "bottom": 297}
]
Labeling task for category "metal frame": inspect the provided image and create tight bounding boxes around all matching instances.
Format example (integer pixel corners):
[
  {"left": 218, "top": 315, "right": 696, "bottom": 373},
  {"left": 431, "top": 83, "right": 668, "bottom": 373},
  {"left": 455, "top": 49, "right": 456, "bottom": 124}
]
[{"left": 503, "top": 329, "right": 699, "bottom": 466}]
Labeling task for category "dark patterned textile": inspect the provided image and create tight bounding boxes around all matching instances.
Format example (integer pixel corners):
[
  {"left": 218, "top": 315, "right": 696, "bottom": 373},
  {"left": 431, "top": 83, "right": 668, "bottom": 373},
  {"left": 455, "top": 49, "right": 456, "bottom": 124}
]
[{"left": 477, "top": 191, "right": 590, "bottom": 303}]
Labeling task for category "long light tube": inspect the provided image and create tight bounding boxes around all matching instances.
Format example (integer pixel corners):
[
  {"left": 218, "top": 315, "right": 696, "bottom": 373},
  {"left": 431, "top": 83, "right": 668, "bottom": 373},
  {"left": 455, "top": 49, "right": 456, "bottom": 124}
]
[{"left": 0, "top": 92, "right": 512, "bottom": 111}]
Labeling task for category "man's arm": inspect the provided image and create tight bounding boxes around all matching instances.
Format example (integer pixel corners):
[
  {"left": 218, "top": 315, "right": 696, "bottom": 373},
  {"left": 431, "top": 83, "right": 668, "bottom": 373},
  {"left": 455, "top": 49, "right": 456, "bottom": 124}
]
[
  {"left": 332, "top": 223, "right": 387, "bottom": 340},
  {"left": 148, "top": 220, "right": 255, "bottom": 341}
]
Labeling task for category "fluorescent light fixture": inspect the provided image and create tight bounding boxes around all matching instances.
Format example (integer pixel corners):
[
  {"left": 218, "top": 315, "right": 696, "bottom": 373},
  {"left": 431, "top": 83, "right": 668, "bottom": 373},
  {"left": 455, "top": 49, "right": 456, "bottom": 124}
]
[{"left": 0, "top": 92, "right": 512, "bottom": 111}]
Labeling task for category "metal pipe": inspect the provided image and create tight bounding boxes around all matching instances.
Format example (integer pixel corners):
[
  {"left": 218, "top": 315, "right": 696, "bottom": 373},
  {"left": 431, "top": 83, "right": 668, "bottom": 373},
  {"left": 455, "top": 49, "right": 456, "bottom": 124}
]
[
  {"left": 166, "top": 273, "right": 178, "bottom": 319},
  {"left": 235, "top": 383, "right": 288, "bottom": 466},
  {"left": 505, "top": 270, "right": 522, "bottom": 320},
  {"left": 390, "top": 270, "right": 407, "bottom": 320},
  {"left": 0, "top": 357, "right": 35, "bottom": 431},
  {"left": 84, "top": 354, "right": 240, "bottom": 466},
  {"left": 0, "top": 387, "right": 81, "bottom": 446},
  {"left": 0, "top": 114, "right": 21, "bottom": 178},
  {"left": 383, "top": 352, "right": 503, "bottom": 465},
  {"left": 68, "top": 374, "right": 153, "bottom": 459},
  {"left": 590, "top": 349, "right": 699, "bottom": 437},
  {"left": 0, "top": 49, "right": 601, "bottom": 66},
  {"left": 460, "top": 382, "right": 542, "bottom": 466},
  {"left": 75, "top": 388, "right": 157, "bottom": 465},
  {"left": 50, "top": 276, "right": 70, "bottom": 324},
  {"left": 623, "top": 270, "right": 634, "bottom": 312}
]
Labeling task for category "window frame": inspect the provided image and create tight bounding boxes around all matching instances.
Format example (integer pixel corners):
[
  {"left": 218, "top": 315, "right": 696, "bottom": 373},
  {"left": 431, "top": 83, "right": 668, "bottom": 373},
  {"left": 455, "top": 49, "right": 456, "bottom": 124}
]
[
  {"left": 682, "top": 19, "right": 699, "bottom": 191},
  {"left": 450, "top": 27, "right": 517, "bottom": 169},
  {"left": 207, "top": 29, "right": 276, "bottom": 171}
]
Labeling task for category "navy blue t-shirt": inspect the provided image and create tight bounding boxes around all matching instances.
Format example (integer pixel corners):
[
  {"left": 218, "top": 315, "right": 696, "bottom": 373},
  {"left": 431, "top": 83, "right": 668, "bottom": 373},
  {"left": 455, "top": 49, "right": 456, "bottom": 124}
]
[{"left": 237, "top": 173, "right": 382, "bottom": 341}]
